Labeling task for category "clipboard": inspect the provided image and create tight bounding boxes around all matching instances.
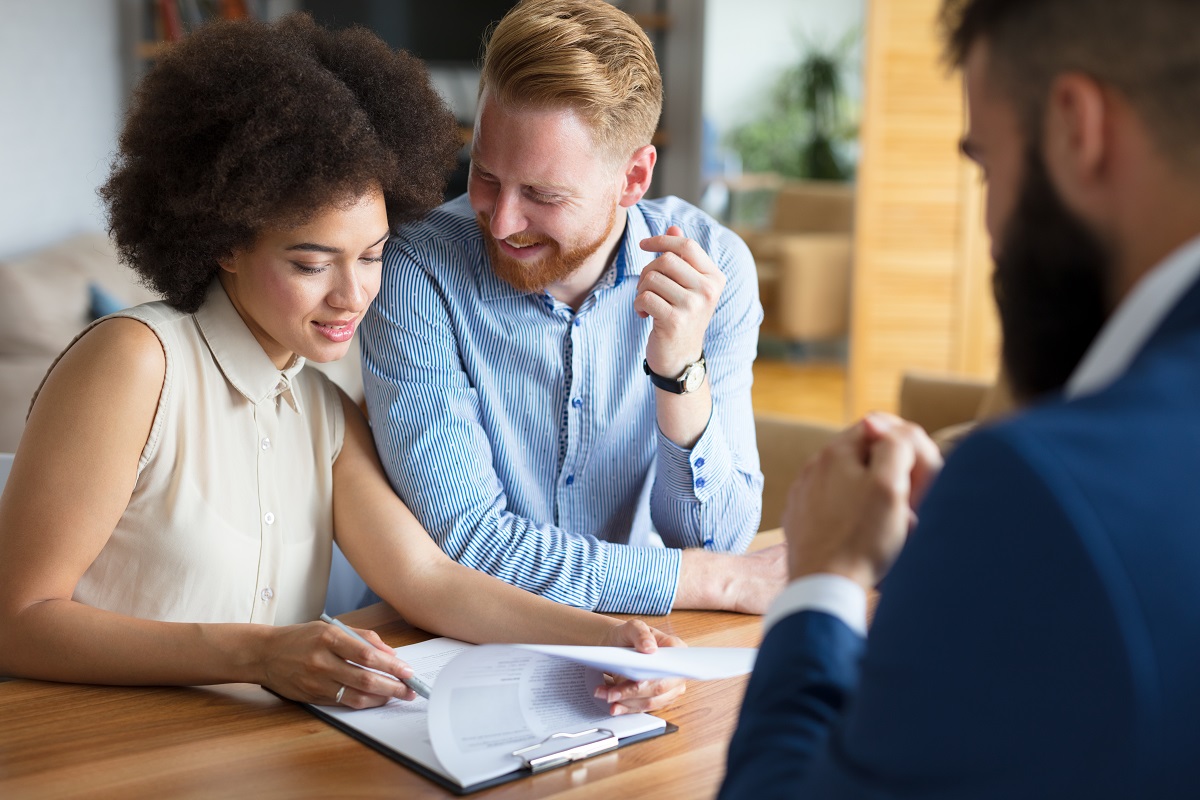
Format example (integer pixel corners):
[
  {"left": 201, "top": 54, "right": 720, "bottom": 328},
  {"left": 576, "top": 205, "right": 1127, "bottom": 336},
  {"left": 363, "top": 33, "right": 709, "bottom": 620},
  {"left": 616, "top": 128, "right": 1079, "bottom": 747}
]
[{"left": 299, "top": 701, "right": 678, "bottom": 795}]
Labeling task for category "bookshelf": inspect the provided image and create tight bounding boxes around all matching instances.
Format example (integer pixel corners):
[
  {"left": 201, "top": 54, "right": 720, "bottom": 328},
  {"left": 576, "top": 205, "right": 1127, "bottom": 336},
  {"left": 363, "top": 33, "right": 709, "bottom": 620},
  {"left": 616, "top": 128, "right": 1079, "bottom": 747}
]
[{"left": 135, "top": 0, "right": 258, "bottom": 69}]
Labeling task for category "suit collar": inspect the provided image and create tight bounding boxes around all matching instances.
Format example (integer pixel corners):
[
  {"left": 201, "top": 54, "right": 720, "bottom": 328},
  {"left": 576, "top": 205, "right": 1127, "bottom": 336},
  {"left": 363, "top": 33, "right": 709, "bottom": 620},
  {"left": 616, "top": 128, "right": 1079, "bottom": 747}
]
[{"left": 1066, "top": 233, "right": 1200, "bottom": 399}]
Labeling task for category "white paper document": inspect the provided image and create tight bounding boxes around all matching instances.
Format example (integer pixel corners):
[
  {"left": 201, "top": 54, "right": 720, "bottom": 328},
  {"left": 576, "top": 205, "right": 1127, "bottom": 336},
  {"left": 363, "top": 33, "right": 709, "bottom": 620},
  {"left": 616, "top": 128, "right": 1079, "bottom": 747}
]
[
  {"left": 512, "top": 644, "right": 758, "bottom": 681},
  {"left": 311, "top": 638, "right": 756, "bottom": 790}
]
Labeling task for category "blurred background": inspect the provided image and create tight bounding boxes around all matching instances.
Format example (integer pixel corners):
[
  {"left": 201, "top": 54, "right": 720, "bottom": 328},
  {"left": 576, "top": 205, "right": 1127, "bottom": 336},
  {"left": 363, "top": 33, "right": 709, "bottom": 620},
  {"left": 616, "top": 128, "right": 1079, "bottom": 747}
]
[{"left": 0, "top": 0, "right": 1001, "bottom": 470}]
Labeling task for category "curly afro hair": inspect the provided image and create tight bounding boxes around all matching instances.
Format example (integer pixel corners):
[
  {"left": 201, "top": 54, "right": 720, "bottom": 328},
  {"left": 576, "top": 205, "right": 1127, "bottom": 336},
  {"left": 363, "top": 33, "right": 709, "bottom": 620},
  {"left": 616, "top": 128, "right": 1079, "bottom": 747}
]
[{"left": 101, "top": 13, "right": 461, "bottom": 312}]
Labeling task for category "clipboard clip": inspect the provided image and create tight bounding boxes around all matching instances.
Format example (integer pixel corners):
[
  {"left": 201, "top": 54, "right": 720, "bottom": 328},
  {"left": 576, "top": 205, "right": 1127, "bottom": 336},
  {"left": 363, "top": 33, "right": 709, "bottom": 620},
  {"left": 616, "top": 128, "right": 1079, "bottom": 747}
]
[{"left": 511, "top": 727, "right": 619, "bottom": 773}]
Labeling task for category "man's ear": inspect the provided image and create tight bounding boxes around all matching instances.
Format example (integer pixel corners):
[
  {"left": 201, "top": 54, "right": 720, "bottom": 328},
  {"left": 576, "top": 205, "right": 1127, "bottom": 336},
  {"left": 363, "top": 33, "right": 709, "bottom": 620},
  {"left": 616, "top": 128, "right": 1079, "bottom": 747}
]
[
  {"left": 618, "top": 145, "right": 657, "bottom": 207},
  {"left": 1042, "top": 72, "right": 1110, "bottom": 210}
]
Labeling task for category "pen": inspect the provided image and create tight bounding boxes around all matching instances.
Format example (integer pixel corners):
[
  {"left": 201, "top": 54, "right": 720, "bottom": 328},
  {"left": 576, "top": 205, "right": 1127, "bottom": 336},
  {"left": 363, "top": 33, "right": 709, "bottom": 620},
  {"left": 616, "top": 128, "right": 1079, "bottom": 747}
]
[{"left": 319, "top": 612, "right": 432, "bottom": 699}]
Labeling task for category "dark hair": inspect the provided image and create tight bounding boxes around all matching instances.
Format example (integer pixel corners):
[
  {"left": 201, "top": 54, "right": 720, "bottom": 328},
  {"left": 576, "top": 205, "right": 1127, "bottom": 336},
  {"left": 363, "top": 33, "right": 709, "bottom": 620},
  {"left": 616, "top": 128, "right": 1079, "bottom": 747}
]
[
  {"left": 101, "top": 13, "right": 460, "bottom": 312},
  {"left": 940, "top": 0, "right": 1200, "bottom": 163}
]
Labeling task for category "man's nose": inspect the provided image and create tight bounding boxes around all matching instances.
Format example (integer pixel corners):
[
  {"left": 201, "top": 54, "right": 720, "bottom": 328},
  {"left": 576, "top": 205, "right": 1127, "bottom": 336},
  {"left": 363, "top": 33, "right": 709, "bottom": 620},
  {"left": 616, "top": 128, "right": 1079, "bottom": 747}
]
[{"left": 488, "top": 190, "right": 527, "bottom": 240}]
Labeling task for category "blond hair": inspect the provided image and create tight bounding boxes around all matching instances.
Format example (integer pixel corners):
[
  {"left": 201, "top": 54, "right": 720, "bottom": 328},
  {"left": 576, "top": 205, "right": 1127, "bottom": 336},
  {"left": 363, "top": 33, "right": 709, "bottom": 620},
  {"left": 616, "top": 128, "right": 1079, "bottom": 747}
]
[{"left": 479, "top": 0, "right": 663, "bottom": 160}]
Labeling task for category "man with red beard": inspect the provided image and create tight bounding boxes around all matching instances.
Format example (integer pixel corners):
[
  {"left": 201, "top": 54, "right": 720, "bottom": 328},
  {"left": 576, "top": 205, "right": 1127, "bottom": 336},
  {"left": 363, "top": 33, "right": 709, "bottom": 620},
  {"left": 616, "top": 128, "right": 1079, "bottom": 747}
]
[
  {"left": 357, "top": 0, "right": 785, "bottom": 616},
  {"left": 720, "top": 0, "right": 1200, "bottom": 797}
]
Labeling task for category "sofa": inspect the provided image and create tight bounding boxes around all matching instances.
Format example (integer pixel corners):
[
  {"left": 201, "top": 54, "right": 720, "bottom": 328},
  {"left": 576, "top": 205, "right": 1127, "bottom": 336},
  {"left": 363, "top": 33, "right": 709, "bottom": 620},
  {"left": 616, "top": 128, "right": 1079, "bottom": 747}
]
[{"left": 0, "top": 232, "right": 363, "bottom": 454}]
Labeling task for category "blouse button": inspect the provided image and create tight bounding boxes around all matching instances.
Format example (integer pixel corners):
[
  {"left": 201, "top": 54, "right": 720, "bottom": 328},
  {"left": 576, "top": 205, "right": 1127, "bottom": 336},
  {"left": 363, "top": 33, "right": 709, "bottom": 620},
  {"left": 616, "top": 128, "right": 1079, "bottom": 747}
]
[
  {"left": 264, "top": 512, "right": 275, "bottom": 525},
  {"left": 261, "top": 437, "right": 271, "bottom": 450},
  {"left": 260, "top": 587, "right": 274, "bottom": 602}
]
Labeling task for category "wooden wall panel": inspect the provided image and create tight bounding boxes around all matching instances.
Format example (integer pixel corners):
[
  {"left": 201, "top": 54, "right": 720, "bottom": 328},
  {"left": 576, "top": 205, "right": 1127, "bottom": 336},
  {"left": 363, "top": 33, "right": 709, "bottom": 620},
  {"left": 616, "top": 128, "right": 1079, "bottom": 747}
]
[{"left": 848, "top": 0, "right": 1000, "bottom": 417}]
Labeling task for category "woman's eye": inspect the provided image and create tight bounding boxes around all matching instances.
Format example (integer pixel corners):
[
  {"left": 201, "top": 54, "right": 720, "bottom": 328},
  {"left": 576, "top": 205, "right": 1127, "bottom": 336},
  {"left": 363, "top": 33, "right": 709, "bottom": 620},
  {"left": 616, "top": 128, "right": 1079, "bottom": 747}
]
[{"left": 292, "top": 263, "right": 326, "bottom": 275}]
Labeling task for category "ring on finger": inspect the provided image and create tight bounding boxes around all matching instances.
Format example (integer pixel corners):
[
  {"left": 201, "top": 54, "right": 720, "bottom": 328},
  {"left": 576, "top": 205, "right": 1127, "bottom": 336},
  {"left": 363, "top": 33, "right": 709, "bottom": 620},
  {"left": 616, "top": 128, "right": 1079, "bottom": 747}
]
[{"left": 335, "top": 685, "right": 346, "bottom": 704}]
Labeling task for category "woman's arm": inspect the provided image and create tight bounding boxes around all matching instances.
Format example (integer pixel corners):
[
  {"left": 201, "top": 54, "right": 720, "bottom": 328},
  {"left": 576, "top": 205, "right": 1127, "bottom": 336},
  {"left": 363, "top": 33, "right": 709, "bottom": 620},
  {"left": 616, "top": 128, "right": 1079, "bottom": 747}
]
[
  {"left": 333, "top": 393, "right": 687, "bottom": 713},
  {"left": 0, "top": 321, "right": 414, "bottom": 707}
]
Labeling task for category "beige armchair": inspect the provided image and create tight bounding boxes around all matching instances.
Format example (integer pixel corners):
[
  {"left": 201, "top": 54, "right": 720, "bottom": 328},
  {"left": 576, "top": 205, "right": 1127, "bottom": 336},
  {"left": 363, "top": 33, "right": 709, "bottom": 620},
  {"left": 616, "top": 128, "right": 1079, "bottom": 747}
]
[
  {"left": 898, "top": 369, "right": 1014, "bottom": 453},
  {"left": 755, "top": 413, "right": 838, "bottom": 531},
  {"left": 755, "top": 368, "right": 1013, "bottom": 531},
  {"left": 737, "top": 180, "right": 855, "bottom": 342}
]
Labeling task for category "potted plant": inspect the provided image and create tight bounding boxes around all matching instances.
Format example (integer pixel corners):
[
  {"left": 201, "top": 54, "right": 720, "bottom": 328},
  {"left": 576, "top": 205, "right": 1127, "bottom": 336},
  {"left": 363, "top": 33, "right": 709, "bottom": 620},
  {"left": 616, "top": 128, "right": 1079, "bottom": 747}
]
[{"left": 728, "top": 29, "right": 860, "bottom": 182}]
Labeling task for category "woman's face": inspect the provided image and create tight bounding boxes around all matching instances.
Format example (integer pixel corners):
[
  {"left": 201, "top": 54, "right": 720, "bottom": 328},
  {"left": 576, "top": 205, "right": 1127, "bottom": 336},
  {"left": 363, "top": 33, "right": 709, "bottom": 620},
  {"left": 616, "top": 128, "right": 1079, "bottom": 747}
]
[{"left": 218, "top": 187, "right": 389, "bottom": 368}]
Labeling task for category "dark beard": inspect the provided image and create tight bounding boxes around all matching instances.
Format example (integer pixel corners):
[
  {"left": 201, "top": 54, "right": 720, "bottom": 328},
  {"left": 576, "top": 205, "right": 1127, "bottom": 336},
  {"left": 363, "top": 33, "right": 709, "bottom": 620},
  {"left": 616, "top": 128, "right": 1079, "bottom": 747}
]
[{"left": 993, "top": 150, "right": 1113, "bottom": 403}]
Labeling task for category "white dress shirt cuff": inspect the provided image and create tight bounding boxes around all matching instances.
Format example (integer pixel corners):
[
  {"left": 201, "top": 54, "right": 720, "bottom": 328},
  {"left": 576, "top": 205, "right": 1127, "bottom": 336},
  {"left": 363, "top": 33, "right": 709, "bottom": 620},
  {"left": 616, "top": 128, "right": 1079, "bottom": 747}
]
[{"left": 763, "top": 574, "right": 868, "bottom": 638}]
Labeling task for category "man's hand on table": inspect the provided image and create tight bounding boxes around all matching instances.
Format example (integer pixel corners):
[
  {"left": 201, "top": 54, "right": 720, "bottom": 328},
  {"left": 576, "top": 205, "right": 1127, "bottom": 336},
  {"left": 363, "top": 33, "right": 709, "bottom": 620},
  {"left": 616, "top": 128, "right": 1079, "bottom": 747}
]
[
  {"left": 674, "top": 544, "right": 789, "bottom": 614},
  {"left": 783, "top": 413, "right": 943, "bottom": 592}
]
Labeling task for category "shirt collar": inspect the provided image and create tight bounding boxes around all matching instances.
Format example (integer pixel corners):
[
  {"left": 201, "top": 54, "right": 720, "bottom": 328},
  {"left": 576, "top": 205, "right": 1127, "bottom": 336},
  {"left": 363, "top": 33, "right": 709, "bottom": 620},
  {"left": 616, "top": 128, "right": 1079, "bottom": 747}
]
[
  {"left": 194, "top": 280, "right": 307, "bottom": 413},
  {"left": 1066, "top": 233, "right": 1200, "bottom": 399},
  {"left": 618, "top": 202, "right": 654, "bottom": 279},
  {"left": 476, "top": 203, "right": 650, "bottom": 304}
]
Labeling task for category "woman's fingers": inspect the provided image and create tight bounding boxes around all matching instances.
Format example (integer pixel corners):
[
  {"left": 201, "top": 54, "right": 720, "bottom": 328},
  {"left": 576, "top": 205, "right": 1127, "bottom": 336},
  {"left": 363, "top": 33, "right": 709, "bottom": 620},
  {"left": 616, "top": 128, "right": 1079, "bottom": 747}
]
[{"left": 594, "top": 676, "right": 687, "bottom": 715}]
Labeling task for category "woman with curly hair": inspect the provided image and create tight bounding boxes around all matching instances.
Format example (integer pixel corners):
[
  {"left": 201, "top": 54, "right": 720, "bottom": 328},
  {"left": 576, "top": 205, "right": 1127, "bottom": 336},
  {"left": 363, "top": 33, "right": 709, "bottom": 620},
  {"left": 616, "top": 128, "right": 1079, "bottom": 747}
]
[{"left": 0, "top": 14, "right": 684, "bottom": 713}]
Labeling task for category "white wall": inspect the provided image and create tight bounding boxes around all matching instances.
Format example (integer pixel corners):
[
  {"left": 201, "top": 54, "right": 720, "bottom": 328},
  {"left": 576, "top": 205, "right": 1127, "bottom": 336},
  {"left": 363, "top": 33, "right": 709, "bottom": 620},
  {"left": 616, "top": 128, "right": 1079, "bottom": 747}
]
[
  {"left": 0, "top": 0, "right": 124, "bottom": 259},
  {"left": 703, "top": 0, "right": 864, "bottom": 143}
]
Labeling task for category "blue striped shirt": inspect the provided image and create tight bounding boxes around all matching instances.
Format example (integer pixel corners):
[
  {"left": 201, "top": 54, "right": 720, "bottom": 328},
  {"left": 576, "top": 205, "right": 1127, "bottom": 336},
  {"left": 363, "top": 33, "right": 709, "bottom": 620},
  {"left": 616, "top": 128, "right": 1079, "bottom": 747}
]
[{"left": 361, "top": 194, "right": 763, "bottom": 614}]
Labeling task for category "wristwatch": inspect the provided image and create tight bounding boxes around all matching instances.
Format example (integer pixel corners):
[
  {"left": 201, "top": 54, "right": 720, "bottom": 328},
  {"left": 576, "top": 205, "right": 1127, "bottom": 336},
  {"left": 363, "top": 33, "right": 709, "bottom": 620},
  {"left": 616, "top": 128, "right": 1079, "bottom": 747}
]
[{"left": 643, "top": 352, "right": 707, "bottom": 394}]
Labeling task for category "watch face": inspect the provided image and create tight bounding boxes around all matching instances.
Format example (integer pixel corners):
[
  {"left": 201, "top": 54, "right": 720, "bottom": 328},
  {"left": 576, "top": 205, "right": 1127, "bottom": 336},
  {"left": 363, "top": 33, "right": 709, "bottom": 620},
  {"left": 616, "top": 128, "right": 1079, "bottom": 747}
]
[{"left": 681, "top": 361, "right": 706, "bottom": 393}]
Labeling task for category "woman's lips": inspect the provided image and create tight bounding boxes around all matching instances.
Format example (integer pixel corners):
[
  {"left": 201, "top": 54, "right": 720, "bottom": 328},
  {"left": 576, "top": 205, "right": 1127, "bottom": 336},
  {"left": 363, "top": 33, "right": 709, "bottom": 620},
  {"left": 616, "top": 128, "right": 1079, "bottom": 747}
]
[{"left": 312, "top": 319, "right": 356, "bottom": 343}]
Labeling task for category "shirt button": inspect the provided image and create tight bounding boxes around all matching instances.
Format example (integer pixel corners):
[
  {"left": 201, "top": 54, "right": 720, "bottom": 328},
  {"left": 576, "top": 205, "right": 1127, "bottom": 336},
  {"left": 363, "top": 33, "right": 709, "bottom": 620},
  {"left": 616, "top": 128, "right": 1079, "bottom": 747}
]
[
  {"left": 565, "top": 474, "right": 575, "bottom": 486},
  {"left": 264, "top": 512, "right": 275, "bottom": 525},
  {"left": 573, "top": 318, "right": 581, "bottom": 327},
  {"left": 694, "top": 457, "right": 705, "bottom": 468},
  {"left": 695, "top": 478, "right": 706, "bottom": 489},
  {"left": 571, "top": 398, "right": 583, "bottom": 409},
  {"left": 261, "top": 437, "right": 271, "bottom": 450},
  {"left": 260, "top": 587, "right": 274, "bottom": 602}
]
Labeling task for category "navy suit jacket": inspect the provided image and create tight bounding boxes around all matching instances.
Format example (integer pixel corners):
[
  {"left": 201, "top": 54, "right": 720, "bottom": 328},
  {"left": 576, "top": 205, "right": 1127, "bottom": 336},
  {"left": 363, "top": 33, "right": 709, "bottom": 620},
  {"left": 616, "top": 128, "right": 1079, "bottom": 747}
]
[{"left": 721, "top": 277, "right": 1200, "bottom": 799}]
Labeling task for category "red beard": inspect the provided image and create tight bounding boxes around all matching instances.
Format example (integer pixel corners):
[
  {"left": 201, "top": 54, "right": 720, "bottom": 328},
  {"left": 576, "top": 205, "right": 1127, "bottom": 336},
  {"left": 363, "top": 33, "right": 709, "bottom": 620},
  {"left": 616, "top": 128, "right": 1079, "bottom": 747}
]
[{"left": 477, "top": 204, "right": 616, "bottom": 294}]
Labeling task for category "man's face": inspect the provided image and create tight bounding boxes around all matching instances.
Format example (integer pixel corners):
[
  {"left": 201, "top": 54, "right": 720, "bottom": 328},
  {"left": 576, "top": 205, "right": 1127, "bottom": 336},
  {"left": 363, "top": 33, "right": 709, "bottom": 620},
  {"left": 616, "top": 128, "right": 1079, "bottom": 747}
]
[
  {"left": 468, "top": 91, "right": 625, "bottom": 294},
  {"left": 962, "top": 43, "right": 1112, "bottom": 401}
]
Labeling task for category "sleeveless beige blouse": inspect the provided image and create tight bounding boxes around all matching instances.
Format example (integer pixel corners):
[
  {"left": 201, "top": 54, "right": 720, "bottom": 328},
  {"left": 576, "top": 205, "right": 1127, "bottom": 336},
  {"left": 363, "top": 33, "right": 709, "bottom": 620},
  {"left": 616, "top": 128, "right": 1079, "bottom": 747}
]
[{"left": 37, "top": 281, "right": 345, "bottom": 625}]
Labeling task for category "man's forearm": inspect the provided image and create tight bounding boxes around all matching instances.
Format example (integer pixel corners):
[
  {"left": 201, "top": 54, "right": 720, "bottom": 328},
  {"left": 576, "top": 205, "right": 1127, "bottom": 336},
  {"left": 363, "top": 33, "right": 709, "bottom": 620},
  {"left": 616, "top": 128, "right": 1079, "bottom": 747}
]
[
  {"left": 654, "top": 381, "right": 713, "bottom": 449},
  {"left": 674, "top": 546, "right": 787, "bottom": 614}
]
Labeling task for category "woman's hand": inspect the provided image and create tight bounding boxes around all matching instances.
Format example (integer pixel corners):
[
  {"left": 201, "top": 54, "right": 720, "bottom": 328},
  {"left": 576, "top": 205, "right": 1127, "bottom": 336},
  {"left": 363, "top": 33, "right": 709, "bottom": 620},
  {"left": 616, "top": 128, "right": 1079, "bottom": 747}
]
[
  {"left": 594, "top": 620, "right": 688, "bottom": 715},
  {"left": 257, "top": 621, "right": 419, "bottom": 708}
]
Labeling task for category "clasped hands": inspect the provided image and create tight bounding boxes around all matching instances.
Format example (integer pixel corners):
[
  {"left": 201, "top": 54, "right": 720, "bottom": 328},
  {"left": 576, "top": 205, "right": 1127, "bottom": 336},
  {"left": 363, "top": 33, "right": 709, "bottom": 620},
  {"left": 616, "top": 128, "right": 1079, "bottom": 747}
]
[
  {"left": 260, "top": 618, "right": 686, "bottom": 714},
  {"left": 783, "top": 413, "right": 944, "bottom": 591}
]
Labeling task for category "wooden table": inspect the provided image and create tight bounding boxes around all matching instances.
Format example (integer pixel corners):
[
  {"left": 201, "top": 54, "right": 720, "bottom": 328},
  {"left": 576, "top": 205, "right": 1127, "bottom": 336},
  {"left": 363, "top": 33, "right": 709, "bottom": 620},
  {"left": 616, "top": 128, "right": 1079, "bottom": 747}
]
[{"left": 0, "top": 535, "right": 782, "bottom": 799}]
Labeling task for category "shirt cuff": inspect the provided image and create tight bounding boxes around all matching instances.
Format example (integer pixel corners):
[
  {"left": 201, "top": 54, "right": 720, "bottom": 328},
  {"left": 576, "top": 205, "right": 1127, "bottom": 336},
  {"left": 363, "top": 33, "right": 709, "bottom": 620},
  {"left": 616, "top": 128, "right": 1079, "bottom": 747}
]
[
  {"left": 763, "top": 574, "right": 868, "bottom": 638},
  {"left": 594, "top": 544, "right": 682, "bottom": 615},
  {"left": 655, "top": 407, "right": 731, "bottom": 504}
]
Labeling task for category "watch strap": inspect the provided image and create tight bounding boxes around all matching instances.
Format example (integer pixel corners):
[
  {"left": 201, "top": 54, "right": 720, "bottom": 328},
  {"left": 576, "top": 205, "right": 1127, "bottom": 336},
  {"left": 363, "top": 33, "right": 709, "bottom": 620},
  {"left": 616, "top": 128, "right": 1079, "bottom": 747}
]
[{"left": 643, "top": 353, "right": 706, "bottom": 394}]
